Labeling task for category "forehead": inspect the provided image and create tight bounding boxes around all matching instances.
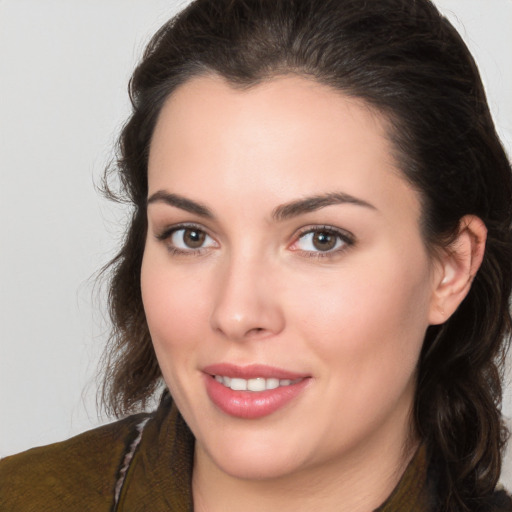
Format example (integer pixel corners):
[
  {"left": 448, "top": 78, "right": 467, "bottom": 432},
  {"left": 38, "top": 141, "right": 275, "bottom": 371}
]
[
  {"left": 151, "top": 74, "right": 391, "bottom": 153},
  {"left": 148, "top": 74, "right": 420, "bottom": 220}
]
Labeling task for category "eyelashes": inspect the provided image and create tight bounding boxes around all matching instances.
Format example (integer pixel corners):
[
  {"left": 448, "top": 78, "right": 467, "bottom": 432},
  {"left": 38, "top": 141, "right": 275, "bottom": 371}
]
[
  {"left": 155, "top": 223, "right": 355, "bottom": 259},
  {"left": 289, "top": 226, "right": 354, "bottom": 258},
  {"left": 155, "top": 223, "right": 218, "bottom": 256}
]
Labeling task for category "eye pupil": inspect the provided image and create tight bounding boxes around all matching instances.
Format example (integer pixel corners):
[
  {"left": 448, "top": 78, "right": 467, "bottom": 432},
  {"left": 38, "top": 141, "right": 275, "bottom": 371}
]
[
  {"left": 184, "top": 229, "right": 205, "bottom": 248},
  {"left": 313, "top": 231, "right": 336, "bottom": 251}
]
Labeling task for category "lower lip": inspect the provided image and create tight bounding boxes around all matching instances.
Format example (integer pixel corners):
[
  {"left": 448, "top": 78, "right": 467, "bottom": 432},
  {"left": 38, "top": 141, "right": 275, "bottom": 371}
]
[{"left": 204, "top": 374, "right": 310, "bottom": 419}]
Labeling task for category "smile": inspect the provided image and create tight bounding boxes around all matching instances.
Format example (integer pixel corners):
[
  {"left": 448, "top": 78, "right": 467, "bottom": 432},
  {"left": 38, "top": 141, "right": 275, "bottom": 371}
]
[{"left": 213, "top": 375, "right": 303, "bottom": 392}]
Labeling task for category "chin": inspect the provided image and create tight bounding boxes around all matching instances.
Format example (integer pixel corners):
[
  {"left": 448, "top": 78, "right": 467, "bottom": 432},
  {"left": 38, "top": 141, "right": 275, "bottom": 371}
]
[
  {"left": 199, "top": 435, "right": 310, "bottom": 481},
  {"left": 215, "top": 455, "right": 303, "bottom": 481}
]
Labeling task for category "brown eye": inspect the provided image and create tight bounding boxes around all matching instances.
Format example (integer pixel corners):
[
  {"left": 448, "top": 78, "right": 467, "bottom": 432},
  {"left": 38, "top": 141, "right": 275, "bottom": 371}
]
[
  {"left": 312, "top": 231, "right": 337, "bottom": 251},
  {"left": 168, "top": 227, "right": 215, "bottom": 251},
  {"left": 293, "top": 227, "right": 352, "bottom": 255},
  {"left": 182, "top": 228, "right": 206, "bottom": 248}
]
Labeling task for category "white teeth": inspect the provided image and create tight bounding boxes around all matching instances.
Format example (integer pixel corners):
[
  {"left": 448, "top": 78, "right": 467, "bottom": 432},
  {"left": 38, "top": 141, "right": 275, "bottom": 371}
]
[
  {"left": 230, "top": 378, "right": 247, "bottom": 391},
  {"left": 214, "top": 375, "right": 302, "bottom": 392},
  {"left": 266, "top": 378, "right": 279, "bottom": 389},
  {"left": 215, "top": 375, "right": 232, "bottom": 386},
  {"left": 247, "top": 378, "right": 266, "bottom": 392}
]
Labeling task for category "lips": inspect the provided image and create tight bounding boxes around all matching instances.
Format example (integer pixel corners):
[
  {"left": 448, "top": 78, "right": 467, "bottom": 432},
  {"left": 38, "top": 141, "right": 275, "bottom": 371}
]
[{"left": 203, "top": 363, "right": 310, "bottom": 419}]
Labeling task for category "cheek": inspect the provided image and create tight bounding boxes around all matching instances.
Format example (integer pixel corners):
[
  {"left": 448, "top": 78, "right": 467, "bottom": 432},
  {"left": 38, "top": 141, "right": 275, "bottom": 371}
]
[
  {"left": 284, "top": 250, "right": 432, "bottom": 383},
  {"left": 140, "top": 249, "right": 210, "bottom": 363}
]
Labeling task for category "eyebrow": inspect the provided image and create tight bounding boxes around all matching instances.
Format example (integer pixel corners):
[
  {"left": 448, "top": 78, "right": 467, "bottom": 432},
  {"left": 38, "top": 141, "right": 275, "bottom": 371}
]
[
  {"left": 272, "top": 192, "right": 377, "bottom": 221},
  {"left": 146, "top": 190, "right": 376, "bottom": 221},
  {"left": 147, "top": 191, "right": 214, "bottom": 218}
]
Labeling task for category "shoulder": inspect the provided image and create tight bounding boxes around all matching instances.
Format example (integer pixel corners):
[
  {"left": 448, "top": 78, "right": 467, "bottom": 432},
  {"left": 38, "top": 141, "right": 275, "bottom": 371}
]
[{"left": 0, "top": 412, "right": 150, "bottom": 512}]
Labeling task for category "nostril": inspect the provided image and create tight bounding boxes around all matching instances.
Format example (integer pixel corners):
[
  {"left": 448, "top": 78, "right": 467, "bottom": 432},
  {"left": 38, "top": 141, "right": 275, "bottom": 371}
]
[{"left": 247, "top": 327, "right": 265, "bottom": 336}]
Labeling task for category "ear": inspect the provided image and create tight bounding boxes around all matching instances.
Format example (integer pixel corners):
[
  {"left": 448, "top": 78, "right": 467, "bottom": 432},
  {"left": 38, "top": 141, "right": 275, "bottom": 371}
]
[{"left": 428, "top": 215, "right": 487, "bottom": 325}]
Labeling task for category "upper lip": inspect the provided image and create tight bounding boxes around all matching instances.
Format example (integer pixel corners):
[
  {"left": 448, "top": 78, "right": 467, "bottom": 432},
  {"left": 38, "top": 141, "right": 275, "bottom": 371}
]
[{"left": 202, "top": 363, "right": 309, "bottom": 380}]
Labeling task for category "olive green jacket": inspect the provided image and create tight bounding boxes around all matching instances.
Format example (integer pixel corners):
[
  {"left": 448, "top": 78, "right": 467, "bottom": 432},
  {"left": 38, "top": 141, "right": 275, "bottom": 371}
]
[{"left": 1, "top": 393, "right": 510, "bottom": 511}]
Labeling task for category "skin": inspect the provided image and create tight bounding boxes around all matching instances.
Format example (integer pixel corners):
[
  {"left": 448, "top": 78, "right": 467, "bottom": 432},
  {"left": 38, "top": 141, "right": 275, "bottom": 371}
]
[{"left": 141, "top": 74, "right": 486, "bottom": 512}]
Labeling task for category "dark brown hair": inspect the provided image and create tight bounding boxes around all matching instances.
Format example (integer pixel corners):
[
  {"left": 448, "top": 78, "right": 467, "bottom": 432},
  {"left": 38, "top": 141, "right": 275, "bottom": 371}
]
[{"left": 101, "top": 0, "right": 512, "bottom": 509}]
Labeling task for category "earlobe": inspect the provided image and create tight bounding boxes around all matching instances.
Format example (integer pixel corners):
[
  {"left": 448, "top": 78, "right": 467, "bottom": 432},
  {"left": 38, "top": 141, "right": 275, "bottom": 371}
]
[{"left": 428, "top": 215, "right": 487, "bottom": 325}]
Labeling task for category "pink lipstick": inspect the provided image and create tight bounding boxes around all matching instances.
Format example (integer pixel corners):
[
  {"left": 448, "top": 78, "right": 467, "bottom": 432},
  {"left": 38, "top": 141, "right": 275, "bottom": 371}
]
[{"left": 203, "top": 363, "right": 310, "bottom": 419}]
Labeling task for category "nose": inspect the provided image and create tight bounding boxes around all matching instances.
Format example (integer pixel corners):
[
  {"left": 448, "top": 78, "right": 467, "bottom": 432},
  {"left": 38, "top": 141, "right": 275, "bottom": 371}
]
[{"left": 209, "top": 253, "right": 285, "bottom": 341}]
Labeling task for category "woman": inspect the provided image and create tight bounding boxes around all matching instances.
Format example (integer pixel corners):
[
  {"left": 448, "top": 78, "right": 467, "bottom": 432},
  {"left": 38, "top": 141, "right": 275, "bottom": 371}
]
[{"left": 1, "top": 0, "right": 511, "bottom": 511}]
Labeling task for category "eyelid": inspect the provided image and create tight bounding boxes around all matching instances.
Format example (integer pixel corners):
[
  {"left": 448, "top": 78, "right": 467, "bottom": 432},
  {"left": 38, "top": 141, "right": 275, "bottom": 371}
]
[
  {"left": 289, "top": 225, "right": 355, "bottom": 256},
  {"left": 155, "top": 222, "right": 219, "bottom": 255},
  {"left": 155, "top": 221, "right": 210, "bottom": 240}
]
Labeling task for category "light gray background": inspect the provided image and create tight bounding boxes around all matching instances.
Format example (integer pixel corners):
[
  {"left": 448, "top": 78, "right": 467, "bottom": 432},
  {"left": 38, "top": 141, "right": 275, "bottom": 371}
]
[{"left": 1, "top": 0, "right": 511, "bottom": 483}]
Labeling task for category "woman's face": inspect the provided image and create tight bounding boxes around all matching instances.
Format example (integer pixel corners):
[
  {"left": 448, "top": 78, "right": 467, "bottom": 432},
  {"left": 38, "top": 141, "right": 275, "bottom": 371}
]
[{"left": 142, "top": 75, "right": 442, "bottom": 480}]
